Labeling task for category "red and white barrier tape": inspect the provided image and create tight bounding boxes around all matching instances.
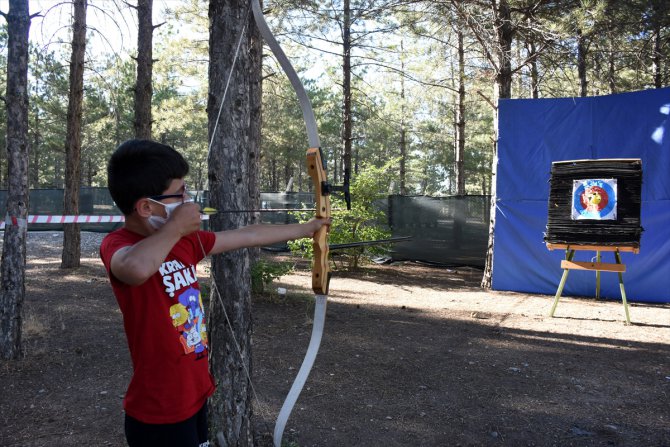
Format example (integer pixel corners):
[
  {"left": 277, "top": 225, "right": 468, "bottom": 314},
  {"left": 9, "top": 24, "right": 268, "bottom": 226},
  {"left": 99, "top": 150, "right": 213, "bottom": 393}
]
[{"left": 1, "top": 214, "right": 209, "bottom": 229}]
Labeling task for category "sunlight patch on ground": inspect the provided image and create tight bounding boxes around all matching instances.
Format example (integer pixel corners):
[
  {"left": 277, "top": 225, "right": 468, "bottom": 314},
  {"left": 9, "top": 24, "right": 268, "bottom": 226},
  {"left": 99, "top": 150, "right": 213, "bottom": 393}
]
[{"left": 274, "top": 271, "right": 670, "bottom": 347}]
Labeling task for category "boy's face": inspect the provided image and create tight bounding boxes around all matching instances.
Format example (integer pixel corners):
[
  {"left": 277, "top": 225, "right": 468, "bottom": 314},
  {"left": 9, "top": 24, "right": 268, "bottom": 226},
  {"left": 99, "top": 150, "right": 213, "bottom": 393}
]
[{"left": 147, "top": 178, "right": 189, "bottom": 218}]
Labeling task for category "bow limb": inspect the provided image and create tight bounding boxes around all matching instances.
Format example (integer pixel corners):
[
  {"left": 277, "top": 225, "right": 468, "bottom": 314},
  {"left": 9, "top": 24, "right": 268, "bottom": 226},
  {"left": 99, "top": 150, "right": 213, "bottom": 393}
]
[
  {"left": 271, "top": 295, "right": 326, "bottom": 447},
  {"left": 251, "top": 2, "right": 329, "bottom": 446},
  {"left": 251, "top": 0, "right": 319, "bottom": 149}
]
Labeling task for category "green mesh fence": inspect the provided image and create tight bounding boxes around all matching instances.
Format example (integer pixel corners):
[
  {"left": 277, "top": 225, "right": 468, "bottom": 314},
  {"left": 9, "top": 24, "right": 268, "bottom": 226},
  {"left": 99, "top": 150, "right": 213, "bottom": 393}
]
[
  {"left": 0, "top": 188, "right": 314, "bottom": 232},
  {"left": 387, "top": 195, "right": 490, "bottom": 267},
  {"left": 1, "top": 189, "right": 490, "bottom": 267},
  {"left": 0, "top": 187, "right": 123, "bottom": 232}
]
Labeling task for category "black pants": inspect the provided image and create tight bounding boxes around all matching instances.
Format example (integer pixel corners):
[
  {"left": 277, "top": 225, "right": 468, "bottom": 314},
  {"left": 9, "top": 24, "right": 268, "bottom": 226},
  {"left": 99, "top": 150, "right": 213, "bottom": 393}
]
[{"left": 125, "top": 403, "right": 209, "bottom": 447}]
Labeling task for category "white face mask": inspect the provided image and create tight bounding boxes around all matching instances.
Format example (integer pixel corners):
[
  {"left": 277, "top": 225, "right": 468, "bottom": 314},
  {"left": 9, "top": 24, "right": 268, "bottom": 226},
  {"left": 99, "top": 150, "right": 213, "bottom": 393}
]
[{"left": 148, "top": 199, "right": 192, "bottom": 229}]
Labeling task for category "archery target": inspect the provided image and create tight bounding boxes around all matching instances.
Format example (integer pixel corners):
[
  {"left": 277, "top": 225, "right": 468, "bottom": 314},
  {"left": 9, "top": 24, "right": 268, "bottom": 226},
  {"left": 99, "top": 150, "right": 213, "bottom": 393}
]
[{"left": 572, "top": 179, "right": 617, "bottom": 220}]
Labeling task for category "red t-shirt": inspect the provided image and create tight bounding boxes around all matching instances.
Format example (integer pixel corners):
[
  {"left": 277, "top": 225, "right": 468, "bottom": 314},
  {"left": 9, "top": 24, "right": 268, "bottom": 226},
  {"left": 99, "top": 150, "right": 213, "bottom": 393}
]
[{"left": 100, "top": 228, "right": 217, "bottom": 424}]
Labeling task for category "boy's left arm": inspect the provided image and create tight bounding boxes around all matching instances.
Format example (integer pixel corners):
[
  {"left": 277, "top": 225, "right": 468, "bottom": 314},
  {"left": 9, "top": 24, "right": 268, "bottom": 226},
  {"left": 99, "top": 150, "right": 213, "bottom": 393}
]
[{"left": 208, "top": 218, "right": 329, "bottom": 255}]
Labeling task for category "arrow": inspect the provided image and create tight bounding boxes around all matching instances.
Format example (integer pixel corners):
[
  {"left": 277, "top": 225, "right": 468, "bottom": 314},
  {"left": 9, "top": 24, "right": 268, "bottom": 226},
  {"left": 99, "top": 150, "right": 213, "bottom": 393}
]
[{"left": 328, "top": 236, "right": 412, "bottom": 250}]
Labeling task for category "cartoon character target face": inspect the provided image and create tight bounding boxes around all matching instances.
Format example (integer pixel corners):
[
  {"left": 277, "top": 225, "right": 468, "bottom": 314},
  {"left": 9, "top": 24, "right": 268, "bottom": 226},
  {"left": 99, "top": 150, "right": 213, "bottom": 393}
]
[{"left": 572, "top": 179, "right": 617, "bottom": 220}]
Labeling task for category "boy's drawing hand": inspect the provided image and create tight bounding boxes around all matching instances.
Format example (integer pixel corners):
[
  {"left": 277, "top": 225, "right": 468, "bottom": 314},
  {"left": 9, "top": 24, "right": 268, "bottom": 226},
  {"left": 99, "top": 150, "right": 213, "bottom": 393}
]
[{"left": 167, "top": 202, "right": 202, "bottom": 236}]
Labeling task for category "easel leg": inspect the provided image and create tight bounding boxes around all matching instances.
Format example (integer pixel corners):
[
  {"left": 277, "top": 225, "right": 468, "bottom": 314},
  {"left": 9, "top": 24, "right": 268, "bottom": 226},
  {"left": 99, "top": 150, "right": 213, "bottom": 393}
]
[
  {"left": 595, "top": 250, "right": 601, "bottom": 299},
  {"left": 614, "top": 250, "right": 632, "bottom": 325},
  {"left": 550, "top": 249, "right": 575, "bottom": 317}
]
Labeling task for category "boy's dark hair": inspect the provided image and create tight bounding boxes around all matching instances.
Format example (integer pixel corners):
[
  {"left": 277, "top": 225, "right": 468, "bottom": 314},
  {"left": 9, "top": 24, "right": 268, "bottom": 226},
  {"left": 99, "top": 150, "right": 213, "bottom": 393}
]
[{"left": 107, "top": 139, "right": 189, "bottom": 215}]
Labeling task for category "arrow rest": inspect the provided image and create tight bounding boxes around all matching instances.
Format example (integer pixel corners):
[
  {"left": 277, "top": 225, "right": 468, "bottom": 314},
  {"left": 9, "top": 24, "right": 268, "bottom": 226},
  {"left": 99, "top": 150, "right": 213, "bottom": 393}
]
[{"left": 317, "top": 150, "right": 352, "bottom": 211}]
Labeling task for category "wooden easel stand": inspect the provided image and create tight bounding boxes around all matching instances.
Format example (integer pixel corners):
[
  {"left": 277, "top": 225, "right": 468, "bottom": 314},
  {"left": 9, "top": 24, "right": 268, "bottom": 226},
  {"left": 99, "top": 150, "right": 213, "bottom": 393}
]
[{"left": 546, "top": 244, "right": 638, "bottom": 325}]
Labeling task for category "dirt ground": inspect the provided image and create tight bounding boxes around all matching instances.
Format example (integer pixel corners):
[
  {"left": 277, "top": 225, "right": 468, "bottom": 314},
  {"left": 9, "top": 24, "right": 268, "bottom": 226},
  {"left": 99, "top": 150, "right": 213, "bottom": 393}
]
[{"left": 1, "top": 231, "right": 669, "bottom": 447}]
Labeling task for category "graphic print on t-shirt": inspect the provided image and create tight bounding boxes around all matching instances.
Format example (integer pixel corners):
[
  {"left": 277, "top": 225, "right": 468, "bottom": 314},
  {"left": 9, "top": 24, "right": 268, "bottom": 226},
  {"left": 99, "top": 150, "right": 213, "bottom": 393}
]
[
  {"left": 161, "top": 258, "right": 208, "bottom": 358},
  {"left": 170, "top": 287, "right": 208, "bottom": 358}
]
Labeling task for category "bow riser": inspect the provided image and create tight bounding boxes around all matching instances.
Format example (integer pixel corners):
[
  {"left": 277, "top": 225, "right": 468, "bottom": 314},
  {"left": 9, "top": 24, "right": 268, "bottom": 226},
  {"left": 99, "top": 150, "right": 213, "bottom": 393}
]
[{"left": 306, "top": 147, "right": 331, "bottom": 295}]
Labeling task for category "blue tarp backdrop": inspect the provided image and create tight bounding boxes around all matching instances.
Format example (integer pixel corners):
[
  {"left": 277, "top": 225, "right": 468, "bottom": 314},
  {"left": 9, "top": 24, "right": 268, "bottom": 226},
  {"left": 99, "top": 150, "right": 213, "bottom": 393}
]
[{"left": 491, "top": 88, "right": 670, "bottom": 303}]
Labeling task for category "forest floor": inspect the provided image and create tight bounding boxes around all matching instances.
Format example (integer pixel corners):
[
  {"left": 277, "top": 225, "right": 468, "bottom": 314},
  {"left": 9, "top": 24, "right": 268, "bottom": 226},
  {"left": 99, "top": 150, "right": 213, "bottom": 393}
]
[{"left": 1, "top": 231, "right": 669, "bottom": 447}]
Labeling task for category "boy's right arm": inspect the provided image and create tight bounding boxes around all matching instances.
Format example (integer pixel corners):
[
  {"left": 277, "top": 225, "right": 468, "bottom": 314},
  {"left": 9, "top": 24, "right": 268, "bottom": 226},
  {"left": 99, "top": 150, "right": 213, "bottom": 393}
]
[{"left": 109, "top": 203, "right": 202, "bottom": 285}]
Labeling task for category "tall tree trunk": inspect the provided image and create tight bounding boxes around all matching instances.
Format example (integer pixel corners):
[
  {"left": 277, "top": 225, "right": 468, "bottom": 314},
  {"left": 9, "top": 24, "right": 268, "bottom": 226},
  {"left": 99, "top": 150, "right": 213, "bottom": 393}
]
[
  {"left": 54, "top": 158, "right": 62, "bottom": 188},
  {"left": 524, "top": 17, "right": 539, "bottom": 99},
  {"left": 398, "top": 129, "right": 407, "bottom": 194},
  {"left": 283, "top": 162, "right": 291, "bottom": 192},
  {"left": 207, "top": 0, "right": 260, "bottom": 444},
  {"left": 61, "top": 0, "right": 87, "bottom": 269},
  {"left": 248, "top": 13, "right": 261, "bottom": 263},
  {"left": 515, "top": 41, "right": 523, "bottom": 96},
  {"left": 607, "top": 37, "right": 616, "bottom": 94},
  {"left": 494, "top": 0, "right": 514, "bottom": 100},
  {"left": 399, "top": 41, "right": 407, "bottom": 195},
  {"left": 653, "top": 22, "right": 662, "bottom": 88},
  {"left": 577, "top": 29, "right": 588, "bottom": 97},
  {"left": 455, "top": 28, "right": 466, "bottom": 196},
  {"left": 341, "top": 0, "right": 353, "bottom": 180},
  {"left": 134, "top": 0, "right": 153, "bottom": 139},
  {"left": 0, "top": 0, "right": 31, "bottom": 360},
  {"left": 528, "top": 42, "right": 539, "bottom": 98},
  {"left": 481, "top": 0, "right": 514, "bottom": 289},
  {"left": 453, "top": 27, "right": 467, "bottom": 249},
  {"left": 270, "top": 157, "right": 277, "bottom": 191},
  {"left": 606, "top": 14, "right": 616, "bottom": 94},
  {"left": 30, "top": 103, "right": 39, "bottom": 186},
  {"left": 86, "top": 154, "right": 93, "bottom": 186}
]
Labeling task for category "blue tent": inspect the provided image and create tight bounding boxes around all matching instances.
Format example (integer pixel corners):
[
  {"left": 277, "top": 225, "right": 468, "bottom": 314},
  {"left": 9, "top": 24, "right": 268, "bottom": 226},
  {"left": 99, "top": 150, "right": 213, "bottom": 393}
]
[{"left": 491, "top": 88, "right": 670, "bottom": 303}]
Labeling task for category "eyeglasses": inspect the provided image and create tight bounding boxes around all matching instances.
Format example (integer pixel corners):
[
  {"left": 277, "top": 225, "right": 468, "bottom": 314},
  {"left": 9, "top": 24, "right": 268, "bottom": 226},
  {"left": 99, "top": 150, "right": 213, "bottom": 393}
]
[
  {"left": 149, "top": 192, "right": 186, "bottom": 201},
  {"left": 149, "top": 185, "right": 191, "bottom": 202}
]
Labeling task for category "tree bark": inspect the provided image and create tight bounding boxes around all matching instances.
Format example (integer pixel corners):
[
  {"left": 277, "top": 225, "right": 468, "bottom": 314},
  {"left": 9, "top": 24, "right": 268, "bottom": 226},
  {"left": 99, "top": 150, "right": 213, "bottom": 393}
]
[
  {"left": 605, "top": 11, "right": 616, "bottom": 95},
  {"left": 493, "top": 0, "right": 514, "bottom": 100},
  {"left": 399, "top": 127, "right": 407, "bottom": 194},
  {"left": 653, "top": 20, "right": 662, "bottom": 88},
  {"left": 577, "top": 29, "right": 588, "bottom": 97},
  {"left": 453, "top": 27, "right": 467, "bottom": 249},
  {"left": 30, "top": 99, "right": 40, "bottom": 187},
  {"left": 455, "top": 28, "right": 466, "bottom": 196},
  {"left": 61, "top": 0, "right": 87, "bottom": 269},
  {"left": 248, "top": 24, "right": 261, "bottom": 265},
  {"left": 0, "top": 0, "right": 31, "bottom": 360},
  {"left": 134, "top": 0, "right": 153, "bottom": 139},
  {"left": 399, "top": 41, "right": 407, "bottom": 195},
  {"left": 207, "top": 0, "right": 260, "bottom": 444},
  {"left": 481, "top": 0, "right": 514, "bottom": 289},
  {"left": 527, "top": 35, "right": 539, "bottom": 98},
  {"left": 341, "top": 0, "right": 352, "bottom": 180}
]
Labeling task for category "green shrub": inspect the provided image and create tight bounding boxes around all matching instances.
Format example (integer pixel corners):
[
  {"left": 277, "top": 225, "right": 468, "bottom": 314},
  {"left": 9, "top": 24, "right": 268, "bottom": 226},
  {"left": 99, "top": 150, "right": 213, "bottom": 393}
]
[
  {"left": 288, "top": 160, "right": 396, "bottom": 269},
  {"left": 251, "top": 259, "right": 294, "bottom": 294}
]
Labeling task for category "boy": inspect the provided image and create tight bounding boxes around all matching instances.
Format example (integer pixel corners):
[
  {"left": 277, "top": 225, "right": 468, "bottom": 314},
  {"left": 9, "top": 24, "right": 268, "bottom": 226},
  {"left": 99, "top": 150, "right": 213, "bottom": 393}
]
[{"left": 100, "top": 139, "right": 328, "bottom": 447}]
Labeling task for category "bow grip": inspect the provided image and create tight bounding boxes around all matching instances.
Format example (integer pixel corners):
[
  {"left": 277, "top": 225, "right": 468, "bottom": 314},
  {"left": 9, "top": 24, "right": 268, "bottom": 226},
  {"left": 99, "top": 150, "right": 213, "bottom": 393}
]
[{"left": 312, "top": 225, "right": 330, "bottom": 295}]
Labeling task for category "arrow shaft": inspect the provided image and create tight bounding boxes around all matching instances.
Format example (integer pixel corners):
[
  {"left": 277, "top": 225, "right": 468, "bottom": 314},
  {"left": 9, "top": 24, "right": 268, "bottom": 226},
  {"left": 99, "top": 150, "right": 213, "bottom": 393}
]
[
  {"left": 329, "top": 236, "right": 412, "bottom": 250},
  {"left": 212, "top": 208, "right": 316, "bottom": 213}
]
